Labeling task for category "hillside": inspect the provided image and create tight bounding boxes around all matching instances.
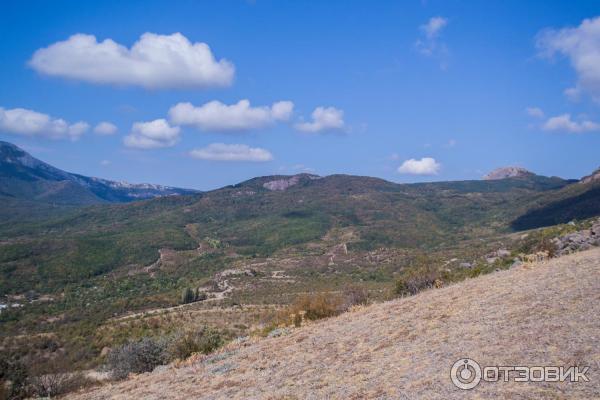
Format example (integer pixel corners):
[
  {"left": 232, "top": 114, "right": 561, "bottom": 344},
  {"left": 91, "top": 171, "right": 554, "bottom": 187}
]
[
  {"left": 69, "top": 247, "right": 600, "bottom": 399},
  {"left": 0, "top": 141, "right": 197, "bottom": 206},
  {"left": 0, "top": 170, "right": 577, "bottom": 295}
]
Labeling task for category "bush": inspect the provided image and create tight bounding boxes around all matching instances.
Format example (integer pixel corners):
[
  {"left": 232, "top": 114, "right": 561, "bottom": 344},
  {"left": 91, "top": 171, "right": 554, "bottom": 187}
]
[
  {"left": 105, "top": 337, "right": 168, "bottom": 380},
  {"left": 289, "top": 293, "right": 343, "bottom": 322},
  {"left": 0, "top": 356, "right": 28, "bottom": 400},
  {"left": 394, "top": 254, "right": 441, "bottom": 296},
  {"left": 166, "top": 328, "right": 223, "bottom": 361},
  {"left": 28, "top": 372, "right": 94, "bottom": 398},
  {"left": 394, "top": 272, "right": 439, "bottom": 296},
  {"left": 105, "top": 328, "right": 225, "bottom": 379},
  {"left": 341, "top": 284, "right": 369, "bottom": 309},
  {"left": 181, "top": 287, "right": 207, "bottom": 304}
]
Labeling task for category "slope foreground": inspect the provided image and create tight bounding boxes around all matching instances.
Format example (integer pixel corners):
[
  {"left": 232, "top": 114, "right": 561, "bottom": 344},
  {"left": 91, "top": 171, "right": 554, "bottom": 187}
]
[{"left": 70, "top": 248, "right": 600, "bottom": 399}]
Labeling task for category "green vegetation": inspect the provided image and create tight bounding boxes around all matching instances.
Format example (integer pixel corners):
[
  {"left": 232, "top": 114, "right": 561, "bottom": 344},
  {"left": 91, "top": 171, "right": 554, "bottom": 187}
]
[{"left": 1, "top": 170, "right": 600, "bottom": 396}]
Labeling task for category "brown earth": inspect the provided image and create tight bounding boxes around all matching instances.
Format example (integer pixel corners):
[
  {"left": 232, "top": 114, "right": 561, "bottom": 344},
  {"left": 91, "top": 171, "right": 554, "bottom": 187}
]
[{"left": 69, "top": 248, "right": 600, "bottom": 399}]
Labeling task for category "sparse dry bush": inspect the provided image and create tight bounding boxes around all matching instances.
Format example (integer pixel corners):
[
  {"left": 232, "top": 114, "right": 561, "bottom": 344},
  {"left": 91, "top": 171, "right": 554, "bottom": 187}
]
[
  {"left": 341, "top": 284, "right": 369, "bottom": 309},
  {"left": 393, "top": 254, "right": 442, "bottom": 296},
  {"left": 28, "top": 371, "right": 94, "bottom": 398},
  {"left": 105, "top": 337, "right": 168, "bottom": 380},
  {"left": 166, "top": 328, "right": 223, "bottom": 361},
  {"left": 0, "top": 356, "right": 28, "bottom": 400},
  {"left": 534, "top": 237, "right": 557, "bottom": 258},
  {"left": 288, "top": 293, "right": 343, "bottom": 322}
]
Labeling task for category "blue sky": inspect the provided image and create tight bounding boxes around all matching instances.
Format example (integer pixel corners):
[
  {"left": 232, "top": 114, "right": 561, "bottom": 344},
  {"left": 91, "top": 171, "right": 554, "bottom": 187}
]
[{"left": 1, "top": 0, "right": 600, "bottom": 190}]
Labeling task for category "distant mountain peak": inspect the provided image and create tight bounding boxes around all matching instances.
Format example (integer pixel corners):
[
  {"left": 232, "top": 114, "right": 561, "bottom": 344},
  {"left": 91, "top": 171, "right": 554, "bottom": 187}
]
[
  {"left": 0, "top": 140, "right": 198, "bottom": 204},
  {"left": 483, "top": 166, "right": 534, "bottom": 180},
  {"left": 581, "top": 167, "right": 600, "bottom": 184}
]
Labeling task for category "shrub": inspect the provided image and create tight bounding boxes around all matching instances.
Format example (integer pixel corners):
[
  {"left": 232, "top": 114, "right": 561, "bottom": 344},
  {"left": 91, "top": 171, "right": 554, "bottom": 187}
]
[
  {"left": 180, "top": 287, "right": 207, "bottom": 304},
  {"left": 394, "top": 254, "right": 441, "bottom": 296},
  {"left": 0, "top": 356, "right": 28, "bottom": 400},
  {"left": 28, "top": 372, "right": 94, "bottom": 398},
  {"left": 166, "top": 328, "right": 223, "bottom": 361},
  {"left": 394, "top": 272, "right": 439, "bottom": 296},
  {"left": 289, "top": 293, "right": 343, "bottom": 322},
  {"left": 341, "top": 284, "right": 369, "bottom": 309},
  {"left": 105, "top": 337, "right": 168, "bottom": 380},
  {"left": 181, "top": 287, "right": 196, "bottom": 304},
  {"left": 534, "top": 237, "right": 557, "bottom": 258}
]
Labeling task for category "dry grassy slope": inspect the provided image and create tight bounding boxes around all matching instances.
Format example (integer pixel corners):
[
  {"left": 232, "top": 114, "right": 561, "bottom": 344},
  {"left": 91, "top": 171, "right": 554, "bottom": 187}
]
[{"left": 71, "top": 249, "right": 600, "bottom": 400}]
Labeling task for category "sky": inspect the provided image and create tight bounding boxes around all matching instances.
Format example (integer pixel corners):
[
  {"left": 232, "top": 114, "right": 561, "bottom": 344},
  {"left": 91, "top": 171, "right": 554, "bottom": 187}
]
[{"left": 1, "top": 0, "right": 600, "bottom": 190}]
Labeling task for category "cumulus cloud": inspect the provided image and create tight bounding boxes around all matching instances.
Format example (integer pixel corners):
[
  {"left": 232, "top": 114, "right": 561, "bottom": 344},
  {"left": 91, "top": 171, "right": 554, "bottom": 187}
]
[
  {"left": 189, "top": 143, "right": 273, "bottom": 162},
  {"left": 416, "top": 16, "right": 449, "bottom": 60},
  {"left": 294, "top": 106, "right": 345, "bottom": 133},
  {"left": 526, "top": 107, "right": 545, "bottom": 118},
  {"left": 397, "top": 157, "right": 441, "bottom": 175},
  {"left": 0, "top": 106, "right": 88, "bottom": 140},
  {"left": 94, "top": 121, "right": 118, "bottom": 135},
  {"left": 123, "top": 119, "right": 180, "bottom": 149},
  {"left": 169, "top": 99, "right": 293, "bottom": 132},
  {"left": 29, "top": 33, "right": 234, "bottom": 89},
  {"left": 536, "top": 17, "right": 600, "bottom": 101},
  {"left": 542, "top": 113, "right": 600, "bottom": 133}
]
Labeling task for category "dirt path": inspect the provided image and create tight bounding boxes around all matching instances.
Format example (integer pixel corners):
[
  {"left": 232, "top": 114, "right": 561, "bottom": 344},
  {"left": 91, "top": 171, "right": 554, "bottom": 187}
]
[{"left": 70, "top": 248, "right": 600, "bottom": 399}]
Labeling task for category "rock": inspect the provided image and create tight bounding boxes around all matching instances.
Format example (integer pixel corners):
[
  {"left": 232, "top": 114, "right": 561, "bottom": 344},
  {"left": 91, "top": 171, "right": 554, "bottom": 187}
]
[
  {"left": 510, "top": 260, "right": 523, "bottom": 269},
  {"left": 267, "top": 328, "right": 290, "bottom": 338},
  {"left": 486, "top": 257, "right": 498, "bottom": 264},
  {"left": 459, "top": 262, "right": 472, "bottom": 269},
  {"left": 483, "top": 166, "right": 534, "bottom": 180},
  {"left": 497, "top": 249, "right": 511, "bottom": 258},
  {"left": 580, "top": 166, "right": 600, "bottom": 184}
]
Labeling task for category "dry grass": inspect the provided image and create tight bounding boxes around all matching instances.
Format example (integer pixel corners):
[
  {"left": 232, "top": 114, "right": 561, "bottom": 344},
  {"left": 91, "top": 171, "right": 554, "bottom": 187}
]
[{"left": 67, "top": 248, "right": 600, "bottom": 399}]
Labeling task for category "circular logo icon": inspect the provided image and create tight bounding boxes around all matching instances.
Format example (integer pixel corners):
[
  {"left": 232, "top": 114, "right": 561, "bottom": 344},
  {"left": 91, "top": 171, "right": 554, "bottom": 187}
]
[{"left": 451, "top": 358, "right": 482, "bottom": 390}]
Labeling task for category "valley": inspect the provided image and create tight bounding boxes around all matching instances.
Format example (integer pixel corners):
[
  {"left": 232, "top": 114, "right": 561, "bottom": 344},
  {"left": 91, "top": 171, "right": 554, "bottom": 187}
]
[{"left": 1, "top": 142, "right": 599, "bottom": 398}]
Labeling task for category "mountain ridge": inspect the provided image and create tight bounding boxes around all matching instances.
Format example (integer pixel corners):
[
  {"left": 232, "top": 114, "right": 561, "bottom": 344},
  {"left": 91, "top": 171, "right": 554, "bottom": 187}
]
[{"left": 0, "top": 141, "right": 198, "bottom": 204}]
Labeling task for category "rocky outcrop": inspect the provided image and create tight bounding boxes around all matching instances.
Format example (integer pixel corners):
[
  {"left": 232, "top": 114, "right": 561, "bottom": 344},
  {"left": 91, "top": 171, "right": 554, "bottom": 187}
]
[
  {"left": 581, "top": 167, "right": 600, "bottom": 184},
  {"left": 483, "top": 166, "right": 533, "bottom": 180},
  {"left": 552, "top": 218, "right": 600, "bottom": 256},
  {"left": 263, "top": 176, "right": 301, "bottom": 191}
]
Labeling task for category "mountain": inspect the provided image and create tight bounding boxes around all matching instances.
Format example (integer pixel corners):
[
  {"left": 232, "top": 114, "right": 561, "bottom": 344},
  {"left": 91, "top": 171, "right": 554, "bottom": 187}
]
[
  {"left": 0, "top": 141, "right": 198, "bottom": 205},
  {"left": 0, "top": 167, "right": 578, "bottom": 295}
]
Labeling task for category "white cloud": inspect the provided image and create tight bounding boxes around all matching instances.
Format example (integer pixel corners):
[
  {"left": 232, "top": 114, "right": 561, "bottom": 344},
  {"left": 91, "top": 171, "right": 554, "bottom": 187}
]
[
  {"left": 0, "top": 106, "right": 88, "bottom": 140},
  {"left": 542, "top": 113, "right": 600, "bottom": 133},
  {"left": 100, "top": 159, "right": 111, "bottom": 166},
  {"left": 123, "top": 119, "right": 180, "bottom": 149},
  {"left": 416, "top": 16, "right": 449, "bottom": 60},
  {"left": 189, "top": 143, "right": 273, "bottom": 162},
  {"left": 29, "top": 33, "right": 234, "bottom": 89},
  {"left": 169, "top": 99, "right": 293, "bottom": 132},
  {"left": 294, "top": 106, "right": 345, "bottom": 133},
  {"left": 536, "top": 17, "right": 600, "bottom": 101},
  {"left": 526, "top": 107, "right": 545, "bottom": 118},
  {"left": 94, "top": 121, "right": 118, "bottom": 135},
  {"left": 421, "top": 16, "right": 448, "bottom": 39},
  {"left": 397, "top": 157, "right": 441, "bottom": 175},
  {"left": 564, "top": 87, "right": 581, "bottom": 101}
]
